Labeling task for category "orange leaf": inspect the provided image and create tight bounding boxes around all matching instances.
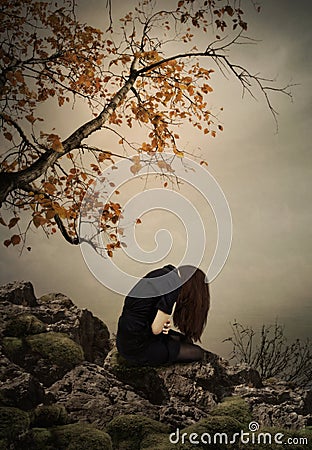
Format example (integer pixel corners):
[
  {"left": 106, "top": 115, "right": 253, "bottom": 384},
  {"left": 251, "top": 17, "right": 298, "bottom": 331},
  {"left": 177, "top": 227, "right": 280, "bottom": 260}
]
[
  {"left": 46, "top": 209, "right": 56, "bottom": 220},
  {"left": 25, "top": 114, "right": 36, "bottom": 124},
  {"left": 136, "top": 218, "right": 142, "bottom": 224}
]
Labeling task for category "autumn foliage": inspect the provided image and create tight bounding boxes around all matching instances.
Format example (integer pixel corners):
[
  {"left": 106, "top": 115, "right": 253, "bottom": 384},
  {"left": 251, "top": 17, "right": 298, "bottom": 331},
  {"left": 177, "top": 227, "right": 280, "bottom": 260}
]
[{"left": 0, "top": 0, "right": 287, "bottom": 253}]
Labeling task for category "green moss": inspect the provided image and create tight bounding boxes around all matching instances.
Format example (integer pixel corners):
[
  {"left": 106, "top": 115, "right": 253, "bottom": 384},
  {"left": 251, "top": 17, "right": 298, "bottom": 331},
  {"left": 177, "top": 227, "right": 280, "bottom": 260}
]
[
  {"left": 15, "top": 428, "right": 55, "bottom": 450},
  {"left": 172, "top": 415, "right": 242, "bottom": 450},
  {"left": 26, "top": 332, "right": 84, "bottom": 369},
  {"left": 1, "top": 337, "right": 24, "bottom": 362},
  {"left": 106, "top": 414, "right": 169, "bottom": 450},
  {"left": 210, "top": 396, "right": 252, "bottom": 426},
  {"left": 141, "top": 433, "right": 177, "bottom": 449},
  {"left": 53, "top": 423, "right": 112, "bottom": 450},
  {"left": 4, "top": 314, "right": 46, "bottom": 337},
  {"left": 39, "top": 293, "right": 73, "bottom": 308},
  {"left": 0, "top": 407, "right": 30, "bottom": 441},
  {"left": 30, "top": 404, "right": 68, "bottom": 428}
]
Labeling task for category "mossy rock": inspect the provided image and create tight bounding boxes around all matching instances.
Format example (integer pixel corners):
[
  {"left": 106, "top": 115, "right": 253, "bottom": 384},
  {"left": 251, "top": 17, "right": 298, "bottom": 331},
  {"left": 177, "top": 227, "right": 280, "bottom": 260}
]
[
  {"left": 106, "top": 348, "right": 169, "bottom": 405},
  {"left": 15, "top": 427, "right": 55, "bottom": 450},
  {"left": 106, "top": 414, "right": 169, "bottom": 450},
  {"left": 30, "top": 404, "right": 68, "bottom": 428},
  {"left": 210, "top": 396, "right": 252, "bottom": 426},
  {"left": 0, "top": 407, "right": 30, "bottom": 441},
  {"left": 1, "top": 337, "right": 25, "bottom": 363},
  {"left": 171, "top": 415, "right": 242, "bottom": 449},
  {"left": 26, "top": 332, "right": 84, "bottom": 369},
  {"left": 4, "top": 314, "right": 46, "bottom": 337},
  {"left": 141, "top": 433, "right": 177, "bottom": 449},
  {"left": 53, "top": 423, "right": 112, "bottom": 450},
  {"left": 39, "top": 293, "right": 74, "bottom": 308}
]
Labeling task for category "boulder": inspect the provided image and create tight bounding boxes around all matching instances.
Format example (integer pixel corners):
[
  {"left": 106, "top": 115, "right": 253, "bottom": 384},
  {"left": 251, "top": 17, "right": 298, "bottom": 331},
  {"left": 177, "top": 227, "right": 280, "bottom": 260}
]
[
  {"left": 15, "top": 423, "right": 113, "bottom": 450},
  {"left": 0, "top": 351, "right": 45, "bottom": 410},
  {"left": 2, "top": 332, "right": 84, "bottom": 387},
  {"left": 0, "top": 282, "right": 111, "bottom": 370},
  {"left": 47, "top": 363, "right": 159, "bottom": 429},
  {"left": 0, "top": 281, "right": 37, "bottom": 307}
]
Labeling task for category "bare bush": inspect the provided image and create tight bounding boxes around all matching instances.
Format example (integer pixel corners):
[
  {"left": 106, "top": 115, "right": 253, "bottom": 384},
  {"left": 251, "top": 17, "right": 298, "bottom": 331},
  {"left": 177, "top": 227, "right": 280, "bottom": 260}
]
[{"left": 224, "top": 321, "right": 312, "bottom": 387}]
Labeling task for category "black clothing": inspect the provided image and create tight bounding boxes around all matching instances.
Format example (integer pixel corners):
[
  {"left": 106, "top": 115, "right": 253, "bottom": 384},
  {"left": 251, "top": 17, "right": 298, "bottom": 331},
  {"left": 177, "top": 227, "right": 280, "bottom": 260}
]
[{"left": 116, "top": 265, "right": 182, "bottom": 364}]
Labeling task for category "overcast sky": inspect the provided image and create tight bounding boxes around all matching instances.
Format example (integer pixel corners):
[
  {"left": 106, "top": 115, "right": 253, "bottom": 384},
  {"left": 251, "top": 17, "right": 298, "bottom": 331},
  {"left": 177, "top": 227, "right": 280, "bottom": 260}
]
[{"left": 0, "top": 0, "right": 311, "bottom": 356}]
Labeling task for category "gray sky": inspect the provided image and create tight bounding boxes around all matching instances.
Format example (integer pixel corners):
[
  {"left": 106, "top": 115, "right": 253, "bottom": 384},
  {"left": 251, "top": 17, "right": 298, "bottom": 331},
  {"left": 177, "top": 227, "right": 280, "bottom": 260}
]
[{"left": 0, "top": 0, "right": 311, "bottom": 356}]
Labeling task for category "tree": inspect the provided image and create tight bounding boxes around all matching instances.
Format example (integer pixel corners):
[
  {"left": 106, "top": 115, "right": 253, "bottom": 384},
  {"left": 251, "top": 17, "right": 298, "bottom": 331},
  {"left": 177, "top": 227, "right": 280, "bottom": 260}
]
[{"left": 0, "top": 0, "right": 291, "bottom": 252}]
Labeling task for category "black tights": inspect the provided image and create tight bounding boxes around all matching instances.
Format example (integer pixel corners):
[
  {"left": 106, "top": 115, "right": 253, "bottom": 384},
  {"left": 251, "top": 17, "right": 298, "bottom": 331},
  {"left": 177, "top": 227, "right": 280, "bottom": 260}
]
[{"left": 168, "top": 329, "right": 204, "bottom": 363}]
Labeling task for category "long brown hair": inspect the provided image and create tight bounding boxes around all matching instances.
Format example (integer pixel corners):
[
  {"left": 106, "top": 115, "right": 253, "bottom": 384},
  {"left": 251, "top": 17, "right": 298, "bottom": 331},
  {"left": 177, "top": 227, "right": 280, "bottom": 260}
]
[{"left": 173, "top": 265, "right": 210, "bottom": 342}]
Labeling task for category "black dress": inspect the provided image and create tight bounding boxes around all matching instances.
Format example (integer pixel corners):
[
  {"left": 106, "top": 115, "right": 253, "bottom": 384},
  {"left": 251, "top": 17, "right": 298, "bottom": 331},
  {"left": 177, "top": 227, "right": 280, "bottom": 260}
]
[{"left": 116, "top": 265, "right": 181, "bottom": 365}]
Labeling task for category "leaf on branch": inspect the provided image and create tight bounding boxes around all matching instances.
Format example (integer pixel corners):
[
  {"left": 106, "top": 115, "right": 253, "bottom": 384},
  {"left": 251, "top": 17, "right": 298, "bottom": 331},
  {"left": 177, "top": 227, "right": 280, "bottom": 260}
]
[
  {"left": 25, "top": 114, "right": 36, "bottom": 124},
  {"left": 130, "top": 163, "right": 142, "bottom": 175},
  {"left": 4, "top": 132, "right": 13, "bottom": 141},
  {"left": 11, "top": 235, "right": 21, "bottom": 246},
  {"left": 8, "top": 217, "right": 20, "bottom": 229},
  {"left": 33, "top": 215, "right": 47, "bottom": 228},
  {"left": 47, "top": 133, "right": 64, "bottom": 153},
  {"left": 0, "top": 216, "right": 7, "bottom": 227},
  {"left": 46, "top": 209, "right": 56, "bottom": 220},
  {"left": 157, "top": 160, "right": 172, "bottom": 171},
  {"left": 4, "top": 239, "right": 11, "bottom": 247},
  {"left": 173, "top": 147, "right": 184, "bottom": 158}
]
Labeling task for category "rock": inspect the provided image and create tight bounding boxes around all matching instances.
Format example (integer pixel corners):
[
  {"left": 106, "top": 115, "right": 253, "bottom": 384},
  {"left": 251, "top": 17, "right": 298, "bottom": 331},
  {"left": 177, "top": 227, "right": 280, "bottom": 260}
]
[
  {"left": 0, "top": 281, "right": 37, "bottom": 307},
  {"left": 104, "top": 348, "right": 170, "bottom": 405},
  {"left": 170, "top": 415, "right": 242, "bottom": 450},
  {"left": 0, "top": 351, "right": 45, "bottom": 410},
  {"left": 0, "top": 406, "right": 30, "bottom": 442},
  {"left": 234, "top": 380, "right": 312, "bottom": 429},
  {"left": 105, "top": 414, "right": 169, "bottom": 450},
  {"left": 2, "top": 332, "right": 84, "bottom": 387},
  {"left": 30, "top": 404, "right": 68, "bottom": 428},
  {"left": 0, "top": 279, "right": 311, "bottom": 444},
  {"left": 0, "top": 282, "right": 111, "bottom": 370},
  {"left": 4, "top": 314, "right": 46, "bottom": 337},
  {"left": 210, "top": 396, "right": 252, "bottom": 426},
  {"left": 16, "top": 423, "right": 113, "bottom": 450},
  {"left": 36, "top": 293, "right": 111, "bottom": 364},
  {"left": 47, "top": 363, "right": 159, "bottom": 429}
]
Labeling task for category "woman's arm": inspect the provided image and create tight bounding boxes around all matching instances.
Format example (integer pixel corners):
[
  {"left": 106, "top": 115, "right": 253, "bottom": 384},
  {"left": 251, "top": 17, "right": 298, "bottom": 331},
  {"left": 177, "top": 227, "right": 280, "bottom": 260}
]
[{"left": 151, "top": 310, "right": 171, "bottom": 335}]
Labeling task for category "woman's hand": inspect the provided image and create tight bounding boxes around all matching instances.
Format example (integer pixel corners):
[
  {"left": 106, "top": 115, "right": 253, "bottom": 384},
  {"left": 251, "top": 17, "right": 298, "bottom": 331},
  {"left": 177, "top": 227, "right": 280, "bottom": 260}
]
[{"left": 162, "top": 319, "right": 171, "bottom": 334}]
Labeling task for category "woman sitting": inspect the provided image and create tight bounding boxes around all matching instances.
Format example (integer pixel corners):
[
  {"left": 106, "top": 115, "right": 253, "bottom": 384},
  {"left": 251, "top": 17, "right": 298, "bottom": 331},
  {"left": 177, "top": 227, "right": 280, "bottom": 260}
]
[{"left": 116, "top": 264, "right": 210, "bottom": 366}]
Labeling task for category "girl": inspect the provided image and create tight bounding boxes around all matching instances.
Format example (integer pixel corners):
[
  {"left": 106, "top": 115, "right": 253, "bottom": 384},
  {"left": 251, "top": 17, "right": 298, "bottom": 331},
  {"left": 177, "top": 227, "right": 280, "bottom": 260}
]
[{"left": 116, "top": 264, "right": 210, "bottom": 365}]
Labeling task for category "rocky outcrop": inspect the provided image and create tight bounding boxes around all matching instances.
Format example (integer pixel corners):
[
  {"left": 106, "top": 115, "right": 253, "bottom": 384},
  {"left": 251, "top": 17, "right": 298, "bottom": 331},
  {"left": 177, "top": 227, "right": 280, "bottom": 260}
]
[
  {"left": 0, "top": 281, "right": 111, "bottom": 371},
  {"left": 0, "top": 281, "right": 311, "bottom": 450}
]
